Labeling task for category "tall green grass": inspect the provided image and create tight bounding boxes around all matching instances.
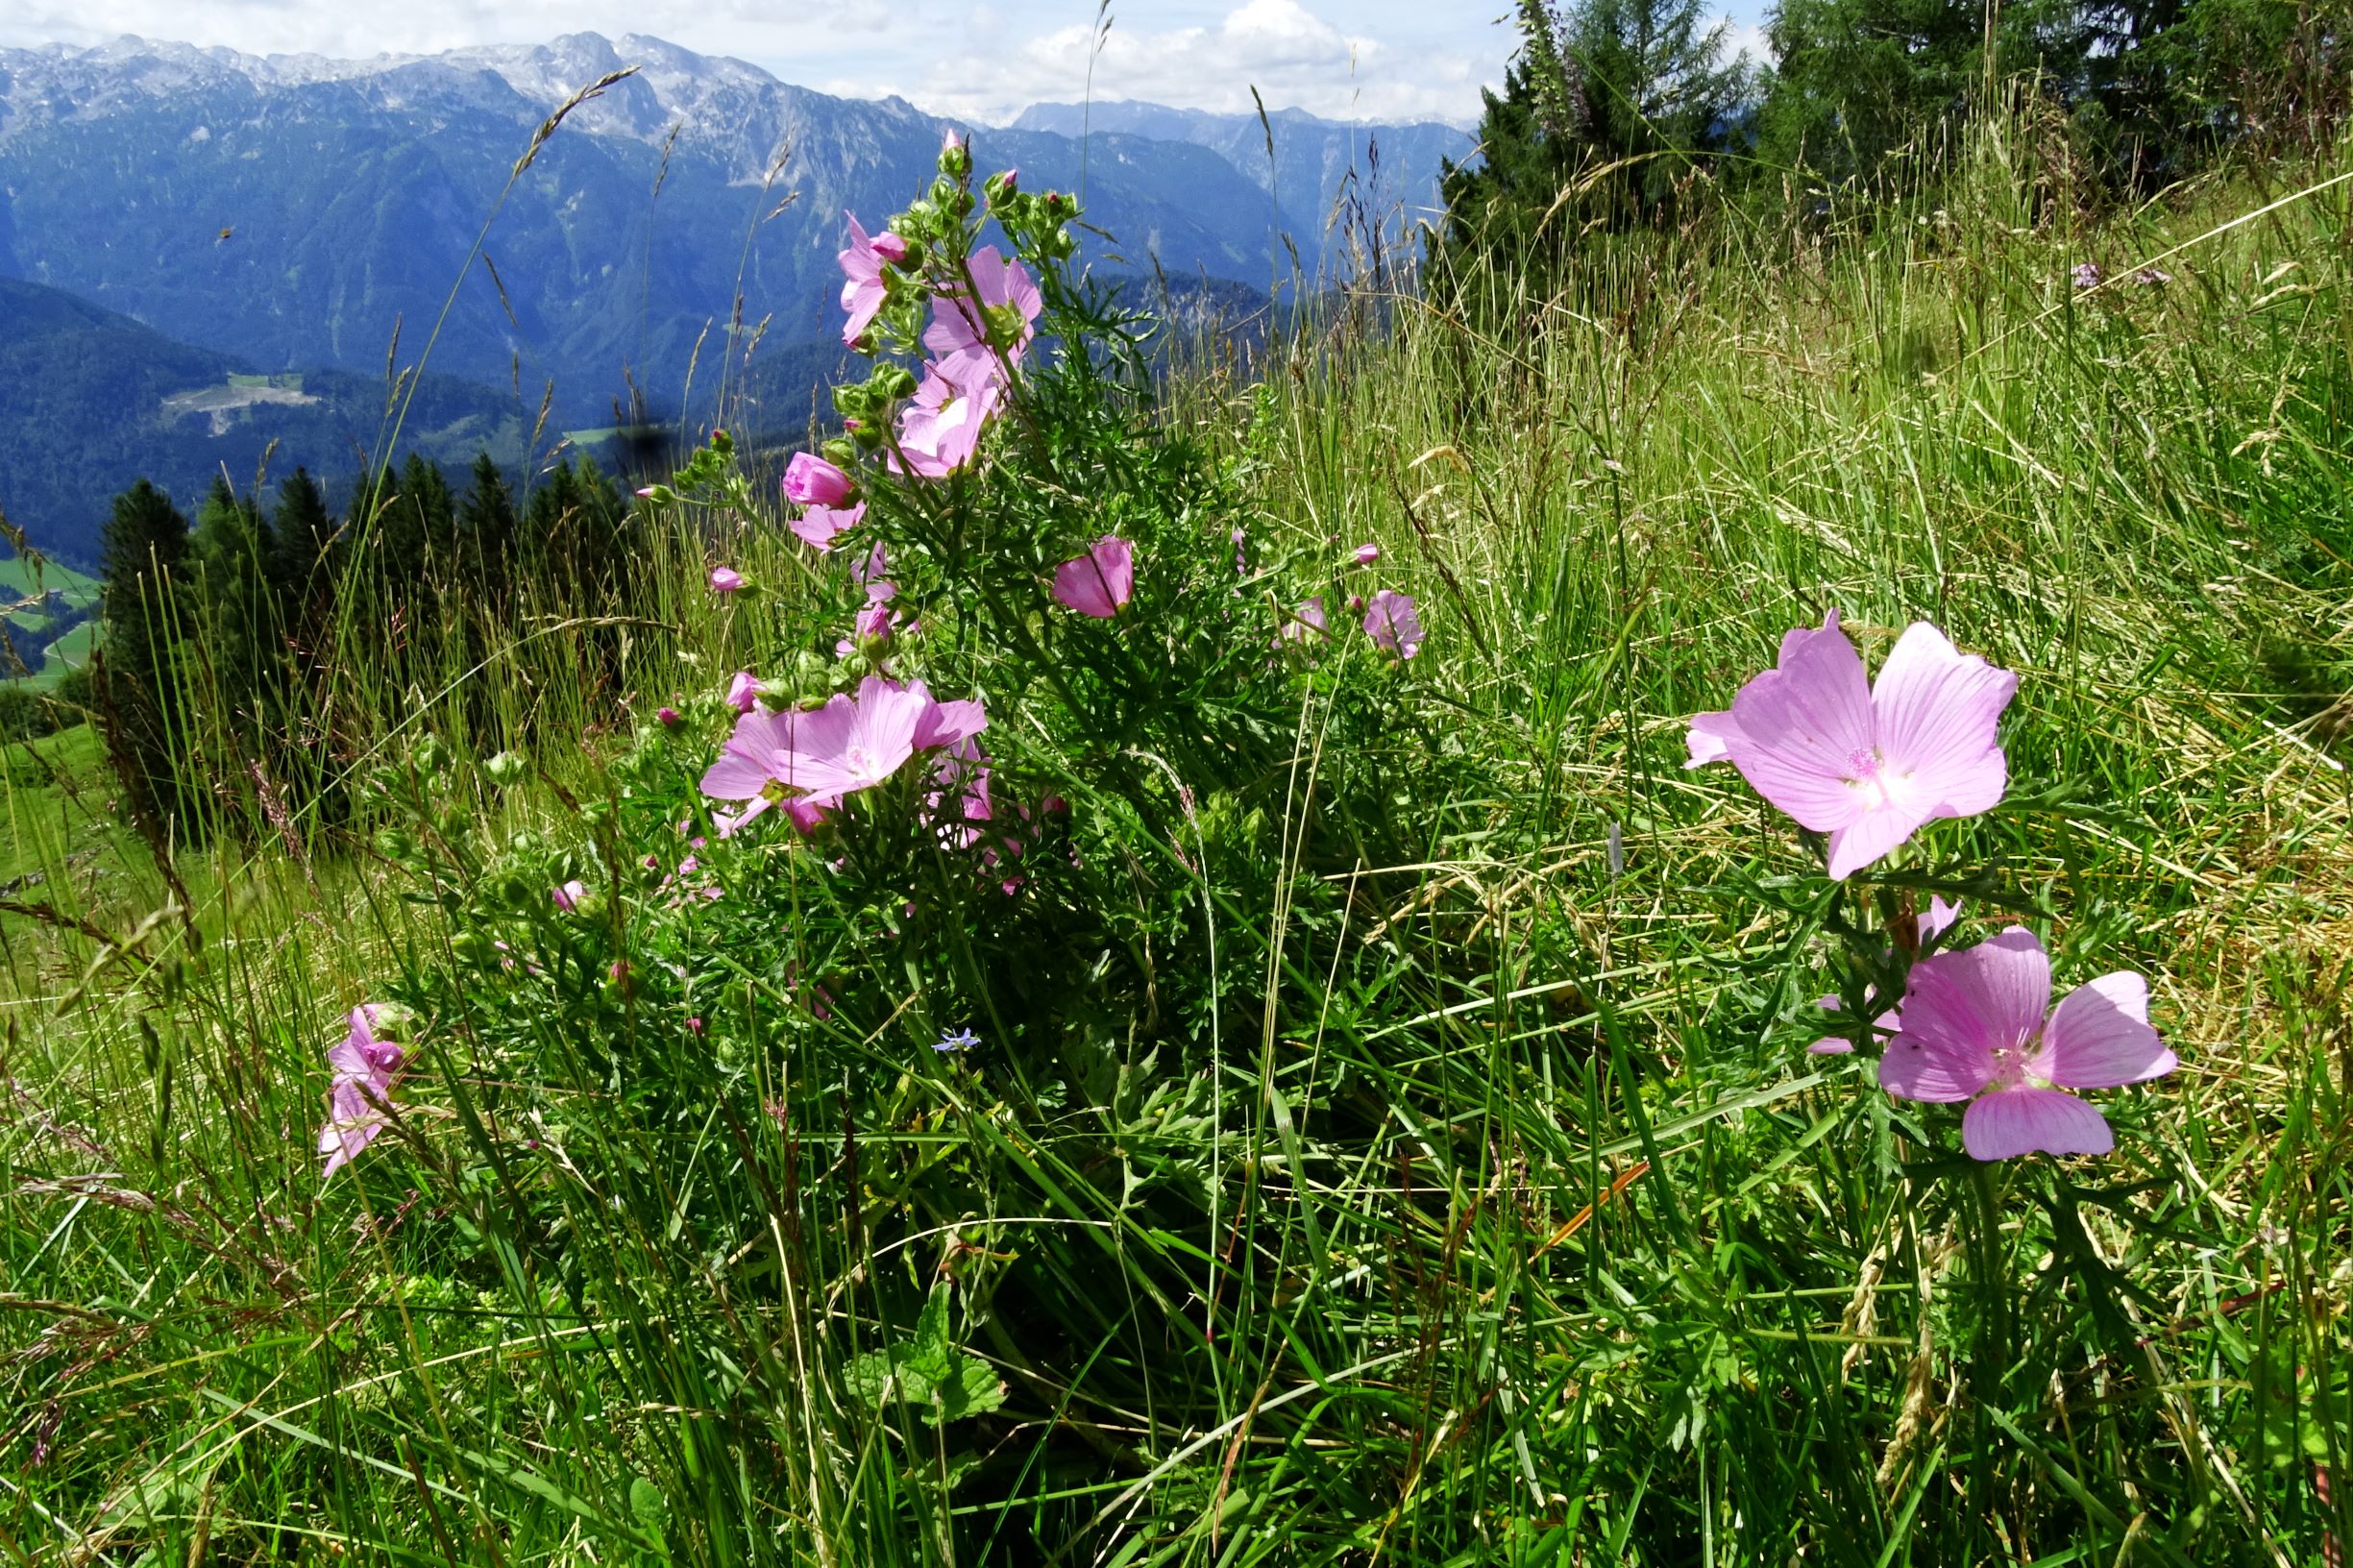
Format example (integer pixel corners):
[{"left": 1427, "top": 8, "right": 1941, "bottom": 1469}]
[{"left": 4, "top": 113, "right": 2348, "bottom": 1565}]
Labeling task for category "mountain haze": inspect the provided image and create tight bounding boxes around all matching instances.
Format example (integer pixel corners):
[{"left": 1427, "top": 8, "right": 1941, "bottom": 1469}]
[
  {"left": 1011, "top": 99, "right": 1473, "bottom": 254},
  {"left": 0, "top": 35, "right": 1311, "bottom": 418}
]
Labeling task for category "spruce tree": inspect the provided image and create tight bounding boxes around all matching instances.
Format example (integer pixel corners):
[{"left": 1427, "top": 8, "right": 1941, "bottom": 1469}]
[
  {"left": 194, "top": 474, "right": 280, "bottom": 748},
  {"left": 271, "top": 468, "right": 336, "bottom": 675},
  {"left": 458, "top": 452, "right": 520, "bottom": 599},
  {"left": 96, "top": 479, "right": 193, "bottom": 827}
]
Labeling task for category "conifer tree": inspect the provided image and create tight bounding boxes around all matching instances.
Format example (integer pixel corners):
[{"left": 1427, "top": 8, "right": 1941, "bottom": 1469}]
[
  {"left": 195, "top": 474, "right": 282, "bottom": 753},
  {"left": 458, "top": 452, "right": 520, "bottom": 600},
  {"left": 96, "top": 478, "right": 193, "bottom": 826},
  {"left": 271, "top": 468, "right": 336, "bottom": 676}
]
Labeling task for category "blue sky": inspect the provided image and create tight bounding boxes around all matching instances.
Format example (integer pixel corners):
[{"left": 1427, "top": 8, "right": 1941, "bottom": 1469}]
[{"left": 0, "top": 1, "right": 1769, "bottom": 126}]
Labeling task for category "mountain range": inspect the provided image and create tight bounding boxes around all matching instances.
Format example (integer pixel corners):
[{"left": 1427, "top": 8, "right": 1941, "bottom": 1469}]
[{"left": 0, "top": 32, "right": 1477, "bottom": 566}]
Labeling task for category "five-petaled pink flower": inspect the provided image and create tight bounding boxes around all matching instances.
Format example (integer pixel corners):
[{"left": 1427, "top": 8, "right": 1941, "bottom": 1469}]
[
  {"left": 699, "top": 676, "right": 988, "bottom": 835},
  {"left": 1052, "top": 535, "right": 1135, "bottom": 618},
  {"left": 792, "top": 501, "right": 863, "bottom": 552},
  {"left": 838, "top": 211, "right": 910, "bottom": 346},
  {"left": 925, "top": 247, "right": 1044, "bottom": 385},
  {"left": 1685, "top": 612, "right": 2016, "bottom": 881},
  {"left": 1878, "top": 926, "right": 2175, "bottom": 1160},
  {"left": 784, "top": 453, "right": 856, "bottom": 507},
  {"left": 708, "top": 566, "right": 744, "bottom": 595},
  {"left": 1362, "top": 590, "right": 1422, "bottom": 659},
  {"left": 319, "top": 1005, "right": 403, "bottom": 1178},
  {"left": 895, "top": 366, "right": 1002, "bottom": 478}
]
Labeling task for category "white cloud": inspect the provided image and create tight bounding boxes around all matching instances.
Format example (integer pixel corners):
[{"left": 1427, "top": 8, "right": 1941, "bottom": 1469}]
[
  {"left": 0, "top": 0, "right": 1509, "bottom": 125},
  {"left": 846, "top": 0, "right": 1490, "bottom": 125}
]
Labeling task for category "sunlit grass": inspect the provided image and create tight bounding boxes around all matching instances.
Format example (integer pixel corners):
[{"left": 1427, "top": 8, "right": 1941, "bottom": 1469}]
[{"left": 4, "top": 119, "right": 2349, "bottom": 1565}]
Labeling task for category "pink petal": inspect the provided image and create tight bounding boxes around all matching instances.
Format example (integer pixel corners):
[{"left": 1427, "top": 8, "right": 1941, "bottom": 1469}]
[
  {"left": 1685, "top": 708, "right": 1741, "bottom": 768},
  {"left": 1826, "top": 806, "right": 1929, "bottom": 881},
  {"left": 1807, "top": 1037, "right": 1854, "bottom": 1055},
  {"left": 1920, "top": 895, "right": 1962, "bottom": 941},
  {"left": 2037, "top": 972, "right": 2176, "bottom": 1089},
  {"left": 1962, "top": 1087, "right": 2113, "bottom": 1160},
  {"left": 1877, "top": 1027, "right": 1994, "bottom": 1102},
  {"left": 1900, "top": 926, "right": 2052, "bottom": 1059},
  {"left": 1871, "top": 622, "right": 2016, "bottom": 819},
  {"left": 1726, "top": 613, "right": 1876, "bottom": 833}
]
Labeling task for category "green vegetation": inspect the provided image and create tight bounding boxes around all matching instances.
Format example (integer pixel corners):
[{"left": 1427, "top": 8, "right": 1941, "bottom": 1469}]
[{"left": 4, "top": 69, "right": 2350, "bottom": 1568}]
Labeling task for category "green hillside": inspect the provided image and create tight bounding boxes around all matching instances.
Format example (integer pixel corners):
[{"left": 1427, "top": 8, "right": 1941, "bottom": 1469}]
[{"left": 0, "top": 72, "right": 2347, "bottom": 1568}]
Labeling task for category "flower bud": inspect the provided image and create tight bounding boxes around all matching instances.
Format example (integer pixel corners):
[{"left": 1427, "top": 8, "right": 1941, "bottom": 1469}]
[
  {"left": 820, "top": 437, "right": 860, "bottom": 469},
  {"left": 938, "top": 128, "right": 969, "bottom": 177},
  {"left": 484, "top": 750, "right": 528, "bottom": 785},
  {"left": 782, "top": 452, "right": 855, "bottom": 507},
  {"left": 985, "top": 167, "right": 1019, "bottom": 206}
]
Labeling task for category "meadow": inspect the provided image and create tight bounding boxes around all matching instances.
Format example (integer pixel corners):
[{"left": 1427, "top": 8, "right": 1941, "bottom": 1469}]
[{"left": 2, "top": 115, "right": 2347, "bottom": 1566}]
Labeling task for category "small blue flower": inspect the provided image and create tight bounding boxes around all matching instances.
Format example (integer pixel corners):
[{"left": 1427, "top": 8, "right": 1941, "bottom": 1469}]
[{"left": 935, "top": 1027, "right": 979, "bottom": 1053}]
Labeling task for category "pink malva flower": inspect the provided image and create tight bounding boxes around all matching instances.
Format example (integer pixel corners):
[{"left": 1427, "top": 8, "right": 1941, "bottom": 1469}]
[
  {"left": 895, "top": 367, "right": 1002, "bottom": 478},
  {"left": 838, "top": 211, "right": 910, "bottom": 346},
  {"left": 1879, "top": 926, "right": 2175, "bottom": 1160},
  {"left": 708, "top": 566, "right": 744, "bottom": 594},
  {"left": 1052, "top": 535, "right": 1135, "bottom": 618},
  {"left": 783, "top": 453, "right": 856, "bottom": 507},
  {"left": 699, "top": 676, "right": 988, "bottom": 832},
  {"left": 1684, "top": 612, "right": 2016, "bottom": 881},
  {"left": 925, "top": 247, "right": 1044, "bottom": 384},
  {"left": 1281, "top": 597, "right": 1329, "bottom": 645},
  {"left": 725, "top": 672, "right": 764, "bottom": 714},
  {"left": 1809, "top": 895, "right": 1961, "bottom": 1054},
  {"left": 552, "top": 879, "right": 585, "bottom": 912},
  {"left": 1352, "top": 542, "right": 1381, "bottom": 567},
  {"left": 792, "top": 501, "right": 864, "bottom": 552},
  {"left": 1362, "top": 590, "right": 1423, "bottom": 659},
  {"left": 656, "top": 706, "right": 682, "bottom": 728},
  {"left": 320, "top": 1005, "right": 403, "bottom": 1178}
]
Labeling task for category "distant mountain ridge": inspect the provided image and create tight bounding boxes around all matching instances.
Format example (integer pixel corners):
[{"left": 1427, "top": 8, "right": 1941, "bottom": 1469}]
[
  {"left": 0, "top": 275, "right": 527, "bottom": 566},
  {"left": 1011, "top": 99, "right": 1473, "bottom": 245},
  {"left": 0, "top": 33, "right": 1472, "bottom": 562}
]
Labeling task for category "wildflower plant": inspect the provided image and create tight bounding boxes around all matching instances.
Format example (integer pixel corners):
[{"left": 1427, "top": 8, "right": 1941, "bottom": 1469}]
[{"left": 319, "top": 133, "right": 1475, "bottom": 1547}]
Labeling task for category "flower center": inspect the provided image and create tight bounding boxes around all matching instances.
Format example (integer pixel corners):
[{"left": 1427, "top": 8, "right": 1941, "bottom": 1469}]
[
  {"left": 843, "top": 744, "right": 880, "bottom": 779},
  {"left": 1987, "top": 1033, "right": 2051, "bottom": 1091},
  {"left": 1845, "top": 747, "right": 1899, "bottom": 809}
]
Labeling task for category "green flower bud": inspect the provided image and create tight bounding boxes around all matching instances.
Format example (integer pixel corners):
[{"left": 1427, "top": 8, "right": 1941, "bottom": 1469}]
[{"left": 484, "top": 750, "right": 528, "bottom": 786}]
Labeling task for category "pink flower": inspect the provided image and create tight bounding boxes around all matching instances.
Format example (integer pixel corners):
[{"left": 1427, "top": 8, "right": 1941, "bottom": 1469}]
[
  {"left": 925, "top": 246, "right": 1044, "bottom": 384},
  {"left": 699, "top": 676, "right": 989, "bottom": 827},
  {"left": 1281, "top": 597, "right": 1329, "bottom": 645},
  {"left": 1052, "top": 534, "right": 1135, "bottom": 618},
  {"left": 1351, "top": 543, "right": 1381, "bottom": 567},
  {"left": 708, "top": 566, "right": 744, "bottom": 594},
  {"left": 792, "top": 501, "right": 863, "bottom": 552},
  {"left": 725, "top": 672, "right": 764, "bottom": 714},
  {"left": 1684, "top": 613, "right": 2016, "bottom": 881},
  {"left": 1362, "top": 590, "right": 1422, "bottom": 658},
  {"left": 1809, "top": 896, "right": 1961, "bottom": 1054},
  {"left": 320, "top": 1006, "right": 403, "bottom": 1178},
  {"left": 552, "top": 879, "right": 586, "bottom": 913},
  {"left": 656, "top": 706, "right": 682, "bottom": 728},
  {"left": 895, "top": 366, "right": 1002, "bottom": 478},
  {"left": 838, "top": 211, "right": 909, "bottom": 346},
  {"left": 1878, "top": 926, "right": 2175, "bottom": 1160},
  {"left": 783, "top": 453, "right": 856, "bottom": 507}
]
